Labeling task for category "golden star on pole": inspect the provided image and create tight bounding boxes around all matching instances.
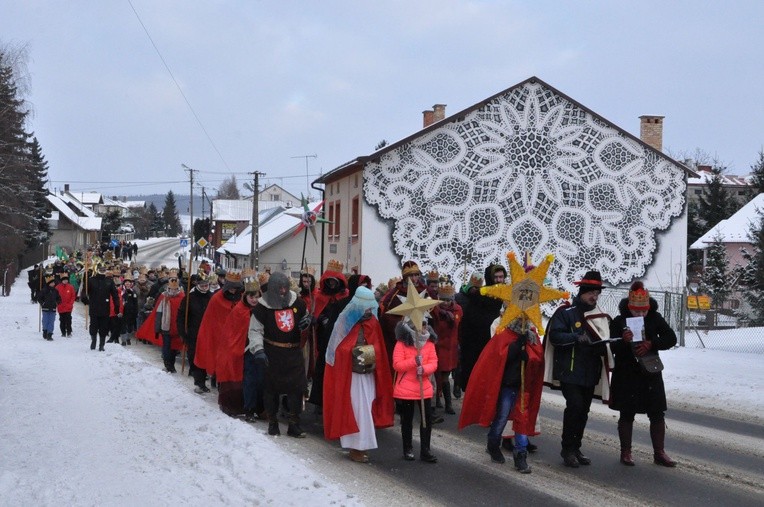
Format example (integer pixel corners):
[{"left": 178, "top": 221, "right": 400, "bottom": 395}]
[
  {"left": 385, "top": 278, "right": 442, "bottom": 332},
  {"left": 480, "top": 252, "right": 569, "bottom": 334}
]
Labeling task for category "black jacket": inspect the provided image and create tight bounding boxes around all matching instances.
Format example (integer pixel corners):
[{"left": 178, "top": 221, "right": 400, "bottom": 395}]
[
  {"left": 548, "top": 297, "right": 607, "bottom": 387},
  {"left": 84, "top": 274, "right": 120, "bottom": 317},
  {"left": 608, "top": 298, "right": 676, "bottom": 414},
  {"left": 177, "top": 288, "right": 213, "bottom": 343},
  {"left": 37, "top": 285, "right": 61, "bottom": 311}
]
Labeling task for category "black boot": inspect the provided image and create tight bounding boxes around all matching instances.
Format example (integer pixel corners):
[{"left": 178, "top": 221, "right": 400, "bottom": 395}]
[
  {"left": 268, "top": 420, "right": 280, "bottom": 436},
  {"left": 90, "top": 336, "right": 97, "bottom": 350},
  {"left": 650, "top": 421, "right": 676, "bottom": 467},
  {"left": 561, "top": 449, "right": 579, "bottom": 468},
  {"left": 443, "top": 383, "right": 455, "bottom": 415},
  {"left": 513, "top": 449, "right": 531, "bottom": 473},
  {"left": 99, "top": 336, "right": 106, "bottom": 351},
  {"left": 402, "top": 421, "right": 414, "bottom": 460},
  {"left": 487, "top": 436, "right": 505, "bottom": 464},
  {"left": 287, "top": 414, "right": 306, "bottom": 438},
  {"left": 420, "top": 425, "right": 437, "bottom": 463},
  {"left": 618, "top": 418, "right": 635, "bottom": 466}
]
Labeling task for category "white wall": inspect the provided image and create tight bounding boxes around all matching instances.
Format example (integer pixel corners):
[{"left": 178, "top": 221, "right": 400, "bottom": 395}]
[
  {"left": 361, "top": 199, "right": 404, "bottom": 284},
  {"left": 641, "top": 212, "right": 688, "bottom": 292}
]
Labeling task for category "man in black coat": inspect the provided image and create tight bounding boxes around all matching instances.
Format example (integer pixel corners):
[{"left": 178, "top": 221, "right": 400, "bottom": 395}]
[
  {"left": 82, "top": 265, "right": 121, "bottom": 351},
  {"left": 177, "top": 275, "right": 214, "bottom": 393}
]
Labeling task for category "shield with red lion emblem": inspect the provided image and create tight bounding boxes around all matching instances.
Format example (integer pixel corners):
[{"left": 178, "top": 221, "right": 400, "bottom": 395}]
[{"left": 275, "top": 309, "right": 295, "bottom": 332}]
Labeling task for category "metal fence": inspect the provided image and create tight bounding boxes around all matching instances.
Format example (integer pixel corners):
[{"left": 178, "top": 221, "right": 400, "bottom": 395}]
[{"left": 597, "top": 287, "right": 764, "bottom": 355}]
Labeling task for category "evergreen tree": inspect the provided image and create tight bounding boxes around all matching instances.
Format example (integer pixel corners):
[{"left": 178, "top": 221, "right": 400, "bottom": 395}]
[
  {"left": 27, "top": 136, "right": 50, "bottom": 246},
  {"left": 193, "top": 217, "right": 211, "bottom": 242},
  {"left": 740, "top": 210, "right": 764, "bottom": 325},
  {"left": 749, "top": 148, "right": 764, "bottom": 196},
  {"left": 697, "top": 164, "right": 734, "bottom": 229},
  {"left": 100, "top": 210, "right": 122, "bottom": 242},
  {"left": 148, "top": 202, "right": 163, "bottom": 235},
  {"left": 700, "top": 233, "right": 731, "bottom": 313},
  {"left": 163, "top": 190, "right": 182, "bottom": 236},
  {"left": 0, "top": 48, "right": 37, "bottom": 264}
]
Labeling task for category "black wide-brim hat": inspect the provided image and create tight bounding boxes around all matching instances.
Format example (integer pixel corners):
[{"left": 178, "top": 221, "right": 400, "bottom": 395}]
[{"left": 574, "top": 270, "right": 604, "bottom": 293}]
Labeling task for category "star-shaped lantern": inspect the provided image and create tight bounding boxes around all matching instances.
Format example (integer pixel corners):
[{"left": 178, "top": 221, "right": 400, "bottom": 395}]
[
  {"left": 480, "top": 252, "right": 569, "bottom": 334},
  {"left": 385, "top": 278, "right": 442, "bottom": 332},
  {"left": 287, "top": 194, "right": 332, "bottom": 243}
]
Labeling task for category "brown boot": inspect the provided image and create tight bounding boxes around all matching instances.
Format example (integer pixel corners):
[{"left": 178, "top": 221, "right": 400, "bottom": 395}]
[
  {"left": 349, "top": 449, "right": 369, "bottom": 463},
  {"left": 618, "top": 418, "right": 635, "bottom": 466},
  {"left": 650, "top": 421, "right": 676, "bottom": 467}
]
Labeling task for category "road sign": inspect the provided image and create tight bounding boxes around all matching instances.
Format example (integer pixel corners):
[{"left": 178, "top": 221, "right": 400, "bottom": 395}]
[
  {"left": 196, "top": 238, "right": 208, "bottom": 248},
  {"left": 179, "top": 238, "right": 189, "bottom": 248}
]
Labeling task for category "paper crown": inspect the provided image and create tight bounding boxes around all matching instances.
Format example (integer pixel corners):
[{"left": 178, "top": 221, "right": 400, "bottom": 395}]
[
  {"left": 241, "top": 267, "right": 256, "bottom": 279},
  {"left": 425, "top": 269, "right": 440, "bottom": 282},
  {"left": 628, "top": 281, "right": 650, "bottom": 311},
  {"left": 225, "top": 271, "right": 242, "bottom": 283},
  {"left": 401, "top": 260, "right": 420, "bottom": 277},
  {"left": 44, "top": 274, "right": 56, "bottom": 284},
  {"left": 258, "top": 271, "right": 270, "bottom": 286},
  {"left": 326, "top": 259, "right": 344, "bottom": 273},
  {"left": 438, "top": 284, "right": 456, "bottom": 299},
  {"left": 388, "top": 276, "right": 401, "bottom": 289}
]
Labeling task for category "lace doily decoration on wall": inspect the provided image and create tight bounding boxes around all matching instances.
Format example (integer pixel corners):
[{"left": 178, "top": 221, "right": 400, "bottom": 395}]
[{"left": 364, "top": 81, "right": 686, "bottom": 293}]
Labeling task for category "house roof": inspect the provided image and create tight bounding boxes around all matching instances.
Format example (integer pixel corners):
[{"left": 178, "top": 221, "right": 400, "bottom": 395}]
[
  {"left": 315, "top": 76, "right": 696, "bottom": 185},
  {"left": 213, "top": 200, "right": 253, "bottom": 221},
  {"left": 46, "top": 194, "right": 102, "bottom": 231},
  {"left": 690, "top": 193, "right": 764, "bottom": 249},
  {"left": 216, "top": 201, "right": 323, "bottom": 255},
  {"left": 687, "top": 166, "right": 753, "bottom": 187},
  {"left": 67, "top": 191, "right": 103, "bottom": 205}
]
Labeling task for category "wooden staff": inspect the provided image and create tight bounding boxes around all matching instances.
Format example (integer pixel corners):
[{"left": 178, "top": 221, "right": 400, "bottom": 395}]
[
  {"left": 414, "top": 320, "right": 428, "bottom": 429},
  {"left": 37, "top": 265, "right": 43, "bottom": 332},
  {"left": 181, "top": 250, "right": 192, "bottom": 375}
]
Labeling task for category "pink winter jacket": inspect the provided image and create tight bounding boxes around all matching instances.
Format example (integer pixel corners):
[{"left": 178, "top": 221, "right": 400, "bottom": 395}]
[{"left": 393, "top": 340, "right": 438, "bottom": 400}]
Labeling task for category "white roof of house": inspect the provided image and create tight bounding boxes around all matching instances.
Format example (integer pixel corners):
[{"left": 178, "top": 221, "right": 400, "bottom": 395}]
[
  {"left": 687, "top": 167, "right": 753, "bottom": 187},
  {"left": 68, "top": 191, "right": 103, "bottom": 205},
  {"left": 690, "top": 193, "right": 764, "bottom": 249},
  {"left": 217, "top": 201, "right": 322, "bottom": 255},
  {"left": 46, "top": 194, "right": 102, "bottom": 231},
  {"left": 213, "top": 200, "right": 253, "bottom": 221}
]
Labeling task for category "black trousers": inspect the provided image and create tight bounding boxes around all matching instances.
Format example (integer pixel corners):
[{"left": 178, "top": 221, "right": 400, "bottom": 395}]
[
  {"left": 59, "top": 312, "right": 72, "bottom": 335},
  {"left": 560, "top": 382, "right": 595, "bottom": 451},
  {"left": 89, "top": 315, "right": 110, "bottom": 348},
  {"left": 264, "top": 388, "right": 303, "bottom": 422},
  {"left": 398, "top": 397, "right": 433, "bottom": 451}
]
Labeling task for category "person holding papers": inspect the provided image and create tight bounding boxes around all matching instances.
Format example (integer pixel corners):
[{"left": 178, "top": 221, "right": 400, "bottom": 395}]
[{"left": 609, "top": 281, "right": 677, "bottom": 467}]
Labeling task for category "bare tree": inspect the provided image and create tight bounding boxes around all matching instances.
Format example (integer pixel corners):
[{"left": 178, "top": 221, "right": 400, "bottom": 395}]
[{"left": 216, "top": 175, "right": 240, "bottom": 199}]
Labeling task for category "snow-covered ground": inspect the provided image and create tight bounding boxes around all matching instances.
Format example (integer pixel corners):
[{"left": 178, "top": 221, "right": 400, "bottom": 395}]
[{"left": 1, "top": 243, "right": 761, "bottom": 505}]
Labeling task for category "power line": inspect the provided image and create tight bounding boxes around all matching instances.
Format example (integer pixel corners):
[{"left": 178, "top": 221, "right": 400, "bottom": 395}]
[{"left": 126, "top": 0, "right": 231, "bottom": 172}]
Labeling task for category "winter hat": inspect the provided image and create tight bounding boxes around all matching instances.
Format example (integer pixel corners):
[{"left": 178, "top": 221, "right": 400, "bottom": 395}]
[
  {"left": 467, "top": 271, "right": 484, "bottom": 288},
  {"left": 574, "top": 270, "right": 603, "bottom": 295},
  {"left": 628, "top": 281, "right": 650, "bottom": 311}
]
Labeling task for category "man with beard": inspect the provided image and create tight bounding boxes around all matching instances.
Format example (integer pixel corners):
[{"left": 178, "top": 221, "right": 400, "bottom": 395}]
[
  {"left": 457, "top": 265, "right": 506, "bottom": 392},
  {"left": 195, "top": 271, "right": 245, "bottom": 399},
  {"left": 379, "top": 261, "right": 427, "bottom": 368},
  {"left": 252, "top": 272, "right": 311, "bottom": 437},
  {"left": 177, "top": 273, "right": 214, "bottom": 393},
  {"left": 82, "top": 264, "right": 121, "bottom": 351},
  {"left": 307, "top": 260, "right": 349, "bottom": 413}
]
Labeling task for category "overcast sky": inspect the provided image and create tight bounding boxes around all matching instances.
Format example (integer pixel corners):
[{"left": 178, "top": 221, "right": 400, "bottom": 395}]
[{"left": 2, "top": 1, "right": 763, "bottom": 201}]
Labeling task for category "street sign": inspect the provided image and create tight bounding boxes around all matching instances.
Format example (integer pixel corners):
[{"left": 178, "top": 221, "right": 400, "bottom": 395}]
[
  {"left": 196, "top": 238, "right": 208, "bottom": 248},
  {"left": 179, "top": 238, "right": 189, "bottom": 248}
]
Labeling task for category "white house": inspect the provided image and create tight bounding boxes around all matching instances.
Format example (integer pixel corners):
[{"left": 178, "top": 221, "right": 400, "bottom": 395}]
[{"left": 315, "top": 76, "right": 692, "bottom": 295}]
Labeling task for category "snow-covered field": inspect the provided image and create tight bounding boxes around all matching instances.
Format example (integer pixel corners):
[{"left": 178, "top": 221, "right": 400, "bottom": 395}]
[{"left": 1, "top": 243, "right": 761, "bottom": 505}]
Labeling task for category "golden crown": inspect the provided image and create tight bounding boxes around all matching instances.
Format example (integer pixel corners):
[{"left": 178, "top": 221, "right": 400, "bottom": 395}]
[
  {"left": 225, "top": 271, "right": 242, "bottom": 283},
  {"left": 326, "top": 259, "right": 344, "bottom": 273},
  {"left": 258, "top": 272, "right": 270, "bottom": 285}
]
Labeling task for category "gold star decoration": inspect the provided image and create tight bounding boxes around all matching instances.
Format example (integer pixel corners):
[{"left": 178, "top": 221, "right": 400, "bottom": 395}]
[
  {"left": 480, "top": 252, "right": 570, "bottom": 335},
  {"left": 385, "top": 278, "right": 442, "bottom": 332}
]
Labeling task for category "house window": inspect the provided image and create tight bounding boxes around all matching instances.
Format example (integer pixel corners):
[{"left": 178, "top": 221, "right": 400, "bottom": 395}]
[
  {"left": 328, "top": 202, "right": 335, "bottom": 239},
  {"left": 694, "top": 189, "right": 702, "bottom": 195},
  {"left": 271, "top": 193, "right": 279, "bottom": 201},
  {"left": 335, "top": 202, "right": 341, "bottom": 238},
  {"left": 351, "top": 197, "right": 359, "bottom": 237},
  {"left": 329, "top": 243, "right": 337, "bottom": 254}
]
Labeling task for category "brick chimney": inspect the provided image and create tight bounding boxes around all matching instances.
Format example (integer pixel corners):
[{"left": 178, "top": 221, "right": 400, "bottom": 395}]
[
  {"left": 422, "top": 110, "right": 435, "bottom": 128},
  {"left": 64, "top": 183, "right": 70, "bottom": 192},
  {"left": 639, "top": 115, "right": 664, "bottom": 152},
  {"left": 422, "top": 104, "right": 447, "bottom": 128}
]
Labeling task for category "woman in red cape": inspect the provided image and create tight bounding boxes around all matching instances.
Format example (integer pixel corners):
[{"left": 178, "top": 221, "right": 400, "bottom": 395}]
[
  {"left": 458, "top": 321, "right": 544, "bottom": 472},
  {"left": 323, "top": 286, "right": 394, "bottom": 463}
]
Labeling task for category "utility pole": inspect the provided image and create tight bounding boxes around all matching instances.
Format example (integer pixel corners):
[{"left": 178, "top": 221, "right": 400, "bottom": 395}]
[
  {"left": 291, "top": 154, "right": 317, "bottom": 198},
  {"left": 182, "top": 164, "right": 198, "bottom": 270},
  {"left": 249, "top": 171, "right": 266, "bottom": 270}
]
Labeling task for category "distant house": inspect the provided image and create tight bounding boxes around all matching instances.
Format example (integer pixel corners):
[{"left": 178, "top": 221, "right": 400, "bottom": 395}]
[
  {"left": 687, "top": 165, "right": 754, "bottom": 207},
  {"left": 258, "top": 184, "right": 300, "bottom": 208},
  {"left": 45, "top": 191, "right": 102, "bottom": 253},
  {"left": 690, "top": 193, "right": 764, "bottom": 270},
  {"left": 216, "top": 203, "right": 323, "bottom": 277},
  {"left": 315, "top": 76, "right": 693, "bottom": 294}
]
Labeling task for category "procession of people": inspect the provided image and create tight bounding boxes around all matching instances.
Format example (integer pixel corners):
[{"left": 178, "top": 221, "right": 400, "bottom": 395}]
[{"left": 29, "top": 245, "right": 679, "bottom": 473}]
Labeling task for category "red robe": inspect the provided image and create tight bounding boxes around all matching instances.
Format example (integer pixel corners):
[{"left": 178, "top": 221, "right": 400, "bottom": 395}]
[
  {"left": 432, "top": 301, "right": 463, "bottom": 372},
  {"left": 215, "top": 301, "right": 251, "bottom": 383},
  {"left": 136, "top": 290, "right": 185, "bottom": 351},
  {"left": 323, "top": 317, "right": 394, "bottom": 440},
  {"left": 458, "top": 327, "right": 544, "bottom": 436},
  {"left": 195, "top": 290, "right": 240, "bottom": 375}
]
